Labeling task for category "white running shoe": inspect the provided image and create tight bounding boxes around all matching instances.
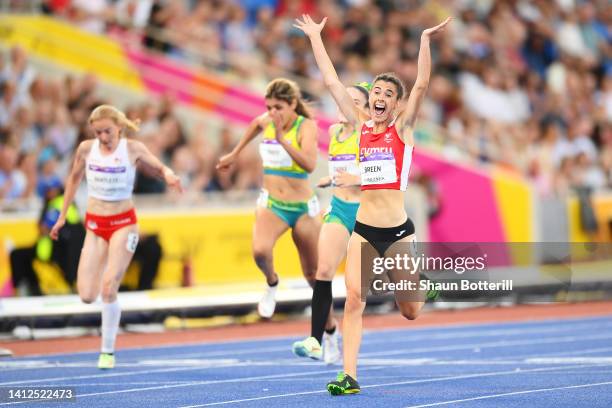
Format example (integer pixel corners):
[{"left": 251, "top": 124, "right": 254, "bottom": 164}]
[
  {"left": 292, "top": 336, "right": 323, "bottom": 360},
  {"left": 257, "top": 284, "right": 278, "bottom": 318},
  {"left": 323, "top": 329, "right": 341, "bottom": 365}
]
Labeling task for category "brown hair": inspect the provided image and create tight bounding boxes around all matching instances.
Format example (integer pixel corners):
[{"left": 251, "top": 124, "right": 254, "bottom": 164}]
[
  {"left": 372, "top": 72, "right": 406, "bottom": 100},
  {"left": 265, "top": 78, "right": 312, "bottom": 119},
  {"left": 88, "top": 104, "right": 140, "bottom": 135},
  {"left": 351, "top": 83, "right": 370, "bottom": 108}
]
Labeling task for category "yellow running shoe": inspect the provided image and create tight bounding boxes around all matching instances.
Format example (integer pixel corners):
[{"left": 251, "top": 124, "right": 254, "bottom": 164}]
[{"left": 97, "top": 353, "right": 115, "bottom": 369}]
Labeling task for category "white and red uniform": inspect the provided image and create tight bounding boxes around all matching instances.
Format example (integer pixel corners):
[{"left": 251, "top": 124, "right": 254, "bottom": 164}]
[
  {"left": 359, "top": 119, "right": 413, "bottom": 191},
  {"left": 84, "top": 138, "right": 137, "bottom": 241}
]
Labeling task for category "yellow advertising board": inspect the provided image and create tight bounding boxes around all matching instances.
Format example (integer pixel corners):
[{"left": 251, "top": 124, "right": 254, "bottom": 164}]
[{"left": 0, "top": 210, "right": 308, "bottom": 295}]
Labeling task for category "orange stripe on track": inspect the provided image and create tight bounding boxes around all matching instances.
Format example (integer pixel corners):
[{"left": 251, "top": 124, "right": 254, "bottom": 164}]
[{"left": 2, "top": 301, "right": 611, "bottom": 357}]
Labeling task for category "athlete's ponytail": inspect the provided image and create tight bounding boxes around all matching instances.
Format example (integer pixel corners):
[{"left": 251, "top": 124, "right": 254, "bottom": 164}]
[
  {"left": 88, "top": 104, "right": 140, "bottom": 135},
  {"left": 265, "top": 78, "right": 312, "bottom": 119}
]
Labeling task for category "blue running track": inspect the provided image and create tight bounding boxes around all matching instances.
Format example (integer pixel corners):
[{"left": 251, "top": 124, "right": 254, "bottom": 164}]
[{"left": 1, "top": 314, "right": 612, "bottom": 407}]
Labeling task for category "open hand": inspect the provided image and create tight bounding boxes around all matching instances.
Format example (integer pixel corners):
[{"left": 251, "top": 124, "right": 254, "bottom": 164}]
[
  {"left": 422, "top": 17, "right": 452, "bottom": 38},
  {"left": 293, "top": 15, "right": 327, "bottom": 37},
  {"left": 270, "top": 112, "right": 285, "bottom": 141}
]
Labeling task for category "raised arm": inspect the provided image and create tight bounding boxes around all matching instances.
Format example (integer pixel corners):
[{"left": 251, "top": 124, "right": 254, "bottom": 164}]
[
  {"left": 49, "top": 141, "right": 89, "bottom": 240},
  {"left": 294, "top": 15, "right": 360, "bottom": 127},
  {"left": 217, "top": 113, "right": 267, "bottom": 170},
  {"left": 397, "top": 17, "right": 451, "bottom": 132},
  {"left": 130, "top": 140, "right": 182, "bottom": 192}
]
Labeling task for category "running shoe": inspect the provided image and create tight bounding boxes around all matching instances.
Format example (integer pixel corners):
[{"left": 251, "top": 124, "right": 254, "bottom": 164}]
[
  {"left": 292, "top": 336, "right": 322, "bottom": 360},
  {"left": 420, "top": 273, "right": 441, "bottom": 301},
  {"left": 257, "top": 283, "right": 278, "bottom": 318},
  {"left": 426, "top": 286, "right": 440, "bottom": 301},
  {"left": 327, "top": 371, "right": 360, "bottom": 395},
  {"left": 323, "top": 329, "right": 341, "bottom": 364},
  {"left": 97, "top": 353, "right": 115, "bottom": 369}
]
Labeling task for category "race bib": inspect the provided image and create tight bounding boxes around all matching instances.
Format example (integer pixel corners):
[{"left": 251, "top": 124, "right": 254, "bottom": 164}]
[
  {"left": 87, "top": 162, "right": 129, "bottom": 197},
  {"left": 256, "top": 189, "right": 270, "bottom": 208},
  {"left": 126, "top": 232, "right": 139, "bottom": 253},
  {"left": 307, "top": 195, "right": 320, "bottom": 217},
  {"left": 328, "top": 154, "right": 360, "bottom": 179},
  {"left": 359, "top": 151, "right": 397, "bottom": 185},
  {"left": 259, "top": 140, "right": 293, "bottom": 168}
]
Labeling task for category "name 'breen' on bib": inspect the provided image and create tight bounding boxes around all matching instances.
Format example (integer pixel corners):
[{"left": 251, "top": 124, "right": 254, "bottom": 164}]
[{"left": 359, "top": 148, "right": 397, "bottom": 186}]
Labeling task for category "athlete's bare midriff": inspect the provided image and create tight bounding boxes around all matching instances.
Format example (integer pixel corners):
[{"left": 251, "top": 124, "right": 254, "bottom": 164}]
[
  {"left": 356, "top": 189, "right": 406, "bottom": 227},
  {"left": 263, "top": 175, "right": 313, "bottom": 201},
  {"left": 86, "top": 197, "right": 135, "bottom": 216}
]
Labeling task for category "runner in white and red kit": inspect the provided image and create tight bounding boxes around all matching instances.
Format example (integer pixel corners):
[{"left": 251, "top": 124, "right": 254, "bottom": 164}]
[
  {"left": 50, "top": 105, "right": 182, "bottom": 369},
  {"left": 295, "top": 14, "right": 451, "bottom": 395}
]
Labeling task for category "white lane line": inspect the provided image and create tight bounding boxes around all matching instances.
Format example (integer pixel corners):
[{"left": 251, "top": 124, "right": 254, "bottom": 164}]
[
  {"left": 403, "top": 381, "right": 612, "bottom": 408},
  {"left": 0, "top": 361, "right": 249, "bottom": 386},
  {"left": 180, "top": 390, "right": 327, "bottom": 407},
  {"left": 0, "top": 381, "right": 202, "bottom": 386},
  {"left": 489, "top": 346, "right": 612, "bottom": 361},
  {"left": 526, "top": 357, "right": 612, "bottom": 364},
  {"left": 365, "top": 321, "right": 612, "bottom": 344},
  {"left": 362, "top": 333, "right": 612, "bottom": 358},
  {"left": 177, "top": 363, "right": 612, "bottom": 408}
]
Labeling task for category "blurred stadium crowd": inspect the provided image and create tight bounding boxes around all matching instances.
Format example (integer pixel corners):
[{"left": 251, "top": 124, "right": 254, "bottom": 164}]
[
  {"left": 0, "top": 0, "right": 611, "bottom": 204},
  {"left": 0, "top": 46, "right": 261, "bottom": 203}
]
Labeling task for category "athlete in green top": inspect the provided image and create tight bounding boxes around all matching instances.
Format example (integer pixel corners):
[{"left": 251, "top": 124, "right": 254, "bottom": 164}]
[{"left": 217, "top": 78, "right": 321, "bottom": 319}]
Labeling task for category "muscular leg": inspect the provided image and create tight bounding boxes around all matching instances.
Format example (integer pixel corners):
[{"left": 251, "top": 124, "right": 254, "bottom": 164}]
[
  {"left": 291, "top": 214, "right": 321, "bottom": 287},
  {"left": 386, "top": 234, "right": 424, "bottom": 320},
  {"left": 341, "top": 232, "right": 369, "bottom": 379},
  {"left": 76, "top": 231, "right": 108, "bottom": 304},
  {"left": 253, "top": 207, "right": 291, "bottom": 318},
  {"left": 99, "top": 225, "right": 138, "bottom": 354},
  {"left": 252, "top": 208, "right": 290, "bottom": 285}
]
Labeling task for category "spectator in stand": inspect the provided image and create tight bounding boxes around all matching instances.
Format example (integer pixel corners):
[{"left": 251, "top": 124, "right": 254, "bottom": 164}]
[
  {"left": 36, "top": 147, "right": 63, "bottom": 198},
  {"left": 1, "top": 47, "right": 37, "bottom": 99},
  {"left": 4, "top": 0, "right": 612, "bottom": 199},
  {"left": 0, "top": 143, "right": 27, "bottom": 201},
  {"left": 69, "top": 0, "right": 113, "bottom": 35}
]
